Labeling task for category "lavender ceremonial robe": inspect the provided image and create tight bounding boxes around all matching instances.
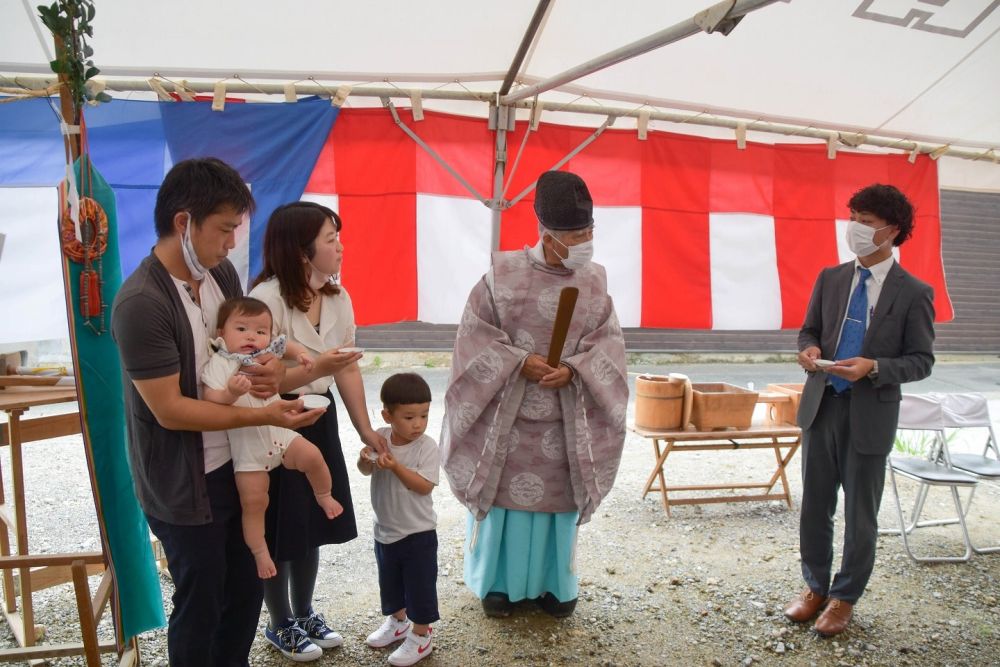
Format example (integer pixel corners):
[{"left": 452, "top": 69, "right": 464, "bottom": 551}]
[{"left": 441, "top": 247, "right": 628, "bottom": 525}]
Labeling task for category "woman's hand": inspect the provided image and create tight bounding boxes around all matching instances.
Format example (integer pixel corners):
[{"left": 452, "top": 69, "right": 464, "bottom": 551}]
[
  {"left": 361, "top": 428, "right": 389, "bottom": 455},
  {"left": 311, "top": 348, "right": 363, "bottom": 377},
  {"left": 243, "top": 352, "right": 286, "bottom": 398}
]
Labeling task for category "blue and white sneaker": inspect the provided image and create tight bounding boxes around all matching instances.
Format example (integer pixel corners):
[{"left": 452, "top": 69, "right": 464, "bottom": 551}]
[
  {"left": 264, "top": 620, "right": 323, "bottom": 662},
  {"left": 297, "top": 608, "right": 344, "bottom": 649}
]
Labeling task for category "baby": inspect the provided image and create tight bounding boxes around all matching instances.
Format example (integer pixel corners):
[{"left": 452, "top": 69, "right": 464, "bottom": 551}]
[{"left": 202, "top": 296, "right": 342, "bottom": 578}]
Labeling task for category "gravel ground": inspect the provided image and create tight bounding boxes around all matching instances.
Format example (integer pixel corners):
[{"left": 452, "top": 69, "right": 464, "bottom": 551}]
[{"left": 2, "top": 359, "right": 999, "bottom": 666}]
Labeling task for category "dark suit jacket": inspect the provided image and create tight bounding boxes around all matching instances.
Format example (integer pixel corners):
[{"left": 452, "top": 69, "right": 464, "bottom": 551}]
[{"left": 796, "top": 260, "right": 935, "bottom": 455}]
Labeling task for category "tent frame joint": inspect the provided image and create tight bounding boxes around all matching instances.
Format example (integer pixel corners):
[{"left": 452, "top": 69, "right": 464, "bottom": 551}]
[{"left": 694, "top": 0, "right": 745, "bottom": 36}]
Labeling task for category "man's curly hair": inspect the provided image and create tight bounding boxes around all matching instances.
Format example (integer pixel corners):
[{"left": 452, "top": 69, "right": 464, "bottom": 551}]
[{"left": 848, "top": 184, "right": 914, "bottom": 246}]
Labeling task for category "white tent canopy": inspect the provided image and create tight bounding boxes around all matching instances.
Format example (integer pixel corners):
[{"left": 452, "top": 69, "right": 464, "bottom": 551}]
[
  {"left": 2, "top": 0, "right": 999, "bottom": 183},
  {"left": 0, "top": 0, "right": 996, "bottom": 349}
]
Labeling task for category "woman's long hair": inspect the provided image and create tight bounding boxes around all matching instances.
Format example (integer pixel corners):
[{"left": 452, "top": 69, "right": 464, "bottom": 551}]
[{"left": 253, "top": 201, "right": 342, "bottom": 312}]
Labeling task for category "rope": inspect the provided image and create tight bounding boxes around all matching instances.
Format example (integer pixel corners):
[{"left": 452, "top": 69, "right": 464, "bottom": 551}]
[{"left": 0, "top": 83, "right": 63, "bottom": 102}]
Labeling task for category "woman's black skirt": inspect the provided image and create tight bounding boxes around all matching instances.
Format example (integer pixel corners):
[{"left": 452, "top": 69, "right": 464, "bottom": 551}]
[{"left": 265, "top": 390, "right": 358, "bottom": 561}]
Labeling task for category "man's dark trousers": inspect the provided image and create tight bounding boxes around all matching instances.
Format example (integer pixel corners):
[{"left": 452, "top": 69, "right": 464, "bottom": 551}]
[
  {"left": 799, "top": 389, "right": 887, "bottom": 604},
  {"left": 146, "top": 462, "right": 263, "bottom": 666}
]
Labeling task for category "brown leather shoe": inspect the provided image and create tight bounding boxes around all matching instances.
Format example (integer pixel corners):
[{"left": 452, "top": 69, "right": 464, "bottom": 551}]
[
  {"left": 783, "top": 589, "right": 828, "bottom": 623},
  {"left": 814, "top": 598, "right": 854, "bottom": 637}
]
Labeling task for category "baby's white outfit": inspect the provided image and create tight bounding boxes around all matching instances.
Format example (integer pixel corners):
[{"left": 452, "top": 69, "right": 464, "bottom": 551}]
[{"left": 200, "top": 336, "right": 298, "bottom": 472}]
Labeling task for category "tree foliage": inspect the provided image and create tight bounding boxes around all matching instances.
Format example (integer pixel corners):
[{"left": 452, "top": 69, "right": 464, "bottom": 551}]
[{"left": 37, "top": 0, "right": 111, "bottom": 112}]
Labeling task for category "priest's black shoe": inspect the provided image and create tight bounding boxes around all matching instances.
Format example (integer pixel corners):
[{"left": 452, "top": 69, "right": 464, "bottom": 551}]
[
  {"left": 482, "top": 592, "right": 513, "bottom": 618},
  {"left": 538, "top": 592, "right": 577, "bottom": 618}
]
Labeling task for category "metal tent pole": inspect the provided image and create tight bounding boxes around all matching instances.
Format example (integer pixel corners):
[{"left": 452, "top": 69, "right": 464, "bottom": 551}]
[
  {"left": 506, "top": 115, "right": 617, "bottom": 207},
  {"left": 499, "top": 0, "right": 553, "bottom": 97},
  {"left": 383, "top": 99, "right": 489, "bottom": 204},
  {"left": 491, "top": 0, "right": 554, "bottom": 251},
  {"left": 491, "top": 115, "right": 507, "bottom": 252},
  {"left": 500, "top": 0, "right": 780, "bottom": 105}
]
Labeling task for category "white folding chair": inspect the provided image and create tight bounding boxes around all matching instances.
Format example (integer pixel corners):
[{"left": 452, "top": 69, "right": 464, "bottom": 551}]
[
  {"left": 880, "top": 393, "right": 983, "bottom": 563},
  {"left": 927, "top": 393, "right": 1000, "bottom": 554}
]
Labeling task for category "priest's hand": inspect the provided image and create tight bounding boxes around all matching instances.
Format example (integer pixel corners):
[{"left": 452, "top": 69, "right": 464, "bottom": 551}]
[
  {"left": 539, "top": 364, "right": 573, "bottom": 389},
  {"left": 520, "top": 354, "right": 556, "bottom": 382}
]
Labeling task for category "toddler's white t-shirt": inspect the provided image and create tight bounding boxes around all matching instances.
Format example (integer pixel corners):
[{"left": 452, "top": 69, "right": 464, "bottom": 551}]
[{"left": 370, "top": 427, "right": 440, "bottom": 545}]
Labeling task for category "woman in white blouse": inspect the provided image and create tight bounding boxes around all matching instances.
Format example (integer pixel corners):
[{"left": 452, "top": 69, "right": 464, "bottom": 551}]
[{"left": 250, "top": 201, "right": 385, "bottom": 658}]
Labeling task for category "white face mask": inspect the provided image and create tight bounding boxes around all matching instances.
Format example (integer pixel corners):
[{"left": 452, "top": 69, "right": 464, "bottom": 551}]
[
  {"left": 550, "top": 234, "right": 594, "bottom": 271},
  {"left": 306, "top": 259, "right": 337, "bottom": 290},
  {"left": 180, "top": 213, "right": 209, "bottom": 280},
  {"left": 846, "top": 220, "right": 890, "bottom": 257}
]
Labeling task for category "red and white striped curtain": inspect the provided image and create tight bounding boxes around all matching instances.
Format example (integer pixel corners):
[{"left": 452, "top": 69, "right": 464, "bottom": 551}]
[{"left": 303, "top": 108, "right": 952, "bottom": 329}]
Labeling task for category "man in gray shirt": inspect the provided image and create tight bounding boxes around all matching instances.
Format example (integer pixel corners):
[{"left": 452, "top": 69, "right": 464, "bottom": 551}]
[{"left": 112, "top": 158, "right": 323, "bottom": 666}]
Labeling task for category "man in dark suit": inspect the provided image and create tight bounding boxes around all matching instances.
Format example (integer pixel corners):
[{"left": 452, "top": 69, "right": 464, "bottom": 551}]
[{"left": 784, "top": 183, "right": 935, "bottom": 637}]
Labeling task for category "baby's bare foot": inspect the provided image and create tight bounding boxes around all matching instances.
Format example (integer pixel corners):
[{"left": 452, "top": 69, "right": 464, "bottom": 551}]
[
  {"left": 252, "top": 548, "right": 277, "bottom": 578},
  {"left": 316, "top": 492, "right": 344, "bottom": 520}
]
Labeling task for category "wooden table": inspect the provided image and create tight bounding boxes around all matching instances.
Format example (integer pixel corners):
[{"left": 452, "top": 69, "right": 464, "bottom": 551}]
[{"left": 631, "top": 423, "right": 802, "bottom": 516}]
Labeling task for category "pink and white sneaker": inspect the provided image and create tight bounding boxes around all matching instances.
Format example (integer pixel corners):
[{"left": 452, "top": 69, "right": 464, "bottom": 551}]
[
  {"left": 365, "top": 615, "right": 411, "bottom": 648},
  {"left": 388, "top": 627, "right": 433, "bottom": 666}
]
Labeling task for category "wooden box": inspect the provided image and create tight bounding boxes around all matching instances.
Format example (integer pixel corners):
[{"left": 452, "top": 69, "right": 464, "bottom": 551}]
[
  {"left": 765, "top": 383, "right": 804, "bottom": 426},
  {"left": 689, "top": 382, "right": 758, "bottom": 430}
]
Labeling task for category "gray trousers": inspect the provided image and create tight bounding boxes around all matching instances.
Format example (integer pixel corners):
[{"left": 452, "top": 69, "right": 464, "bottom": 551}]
[{"left": 799, "top": 391, "right": 887, "bottom": 603}]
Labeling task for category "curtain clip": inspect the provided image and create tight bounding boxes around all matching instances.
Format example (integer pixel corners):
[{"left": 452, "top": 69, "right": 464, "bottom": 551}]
[
  {"left": 735, "top": 121, "right": 747, "bottom": 150},
  {"left": 637, "top": 109, "right": 650, "bottom": 141},
  {"left": 529, "top": 100, "right": 544, "bottom": 131},
  {"left": 331, "top": 84, "right": 352, "bottom": 107},
  {"left": 212, "top": 81, "right": 227, "bottom": 112},
  {"left": 147, "top": 78, "right": 174, "bottom": 102},
  {"left": 410, "top": 90, "right": 423, "bottom": 121},
  {"left": 929, "top": 145, "right": 950, "bottom": 160},
  {"left": 175, "top": 80, "right": 196, "bottom": 102}
]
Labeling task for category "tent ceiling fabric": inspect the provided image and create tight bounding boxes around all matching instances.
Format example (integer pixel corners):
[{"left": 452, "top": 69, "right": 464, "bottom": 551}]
[{"left": 1, "top": 0, "right": 998, "bottom": 151}]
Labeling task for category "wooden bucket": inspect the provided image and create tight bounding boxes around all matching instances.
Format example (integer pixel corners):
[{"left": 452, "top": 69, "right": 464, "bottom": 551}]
[{"left": 635, "top": 375, "right": 687, "bottom": 430}]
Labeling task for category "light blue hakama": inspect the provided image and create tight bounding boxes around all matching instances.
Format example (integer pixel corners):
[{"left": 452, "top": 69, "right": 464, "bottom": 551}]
[{"left": 463, "top": 507, "right": 579, "bottom": 603}]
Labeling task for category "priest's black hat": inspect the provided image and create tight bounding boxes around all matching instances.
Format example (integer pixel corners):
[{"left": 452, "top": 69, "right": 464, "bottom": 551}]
[{"left": 534, "top": 171, "right": 593, "bottom": 231}]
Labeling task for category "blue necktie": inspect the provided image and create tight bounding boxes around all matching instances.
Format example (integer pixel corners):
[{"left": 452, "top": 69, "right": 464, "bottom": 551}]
[{"left": 830, "top": 267, "right": 872, "bottom": 394}]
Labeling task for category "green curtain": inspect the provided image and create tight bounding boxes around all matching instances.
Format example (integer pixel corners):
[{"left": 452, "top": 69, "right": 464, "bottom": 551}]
[{"left": 64, "top": 157, "right": 165, "bottom": 641}]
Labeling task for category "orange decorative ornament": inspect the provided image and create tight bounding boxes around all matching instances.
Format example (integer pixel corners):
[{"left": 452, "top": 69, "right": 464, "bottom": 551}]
[
  {"left": 60, "top": 196, "right": 108, "bottom": 263},
  {"left": 61, "top": 196, "right": 109, "bottom": 321}
]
